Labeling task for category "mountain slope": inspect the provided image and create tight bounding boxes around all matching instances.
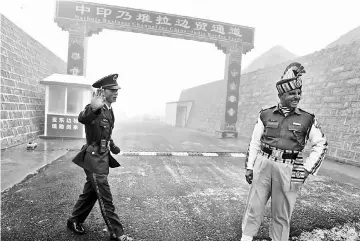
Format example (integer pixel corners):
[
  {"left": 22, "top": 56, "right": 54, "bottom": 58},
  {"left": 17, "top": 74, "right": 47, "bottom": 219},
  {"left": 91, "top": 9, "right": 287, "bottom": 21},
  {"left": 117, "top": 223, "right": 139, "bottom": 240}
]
[
  {"left": 242, "top": 45, "right": 298, "bottom": 73},
  {"left": 325, "top": 26, "right": 360, "bottom": 49}
]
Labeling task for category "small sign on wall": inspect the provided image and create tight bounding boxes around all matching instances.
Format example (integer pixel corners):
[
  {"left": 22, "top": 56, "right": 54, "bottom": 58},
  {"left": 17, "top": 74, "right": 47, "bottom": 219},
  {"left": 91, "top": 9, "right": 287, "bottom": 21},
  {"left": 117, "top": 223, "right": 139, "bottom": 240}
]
[{"left": 46, "top": 114, "right": 84, "bottom": 138}]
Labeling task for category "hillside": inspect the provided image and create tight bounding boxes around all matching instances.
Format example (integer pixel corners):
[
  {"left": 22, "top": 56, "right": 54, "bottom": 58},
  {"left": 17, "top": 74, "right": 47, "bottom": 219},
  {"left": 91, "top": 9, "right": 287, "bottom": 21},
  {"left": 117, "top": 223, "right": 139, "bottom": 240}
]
[
  {"left": 325, "top": 26, "right": 360, "bottom": 49},
  {"left": 242, "top": 45, "right": 298, "bottom": 73}
]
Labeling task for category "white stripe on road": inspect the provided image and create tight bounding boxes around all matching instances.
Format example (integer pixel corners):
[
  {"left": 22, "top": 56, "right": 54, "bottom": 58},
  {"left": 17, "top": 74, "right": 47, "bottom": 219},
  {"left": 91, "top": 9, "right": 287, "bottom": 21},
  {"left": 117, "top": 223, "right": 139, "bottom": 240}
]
[
  {"left": 138, "top": 152, "right": 157, "bottom": 155},
  {"left": 119, "top": 151, "right": 246, "bottom": 157},
  {"left": 202, "top": 153, "right": 218, "bottom": 157},
  {"left": 171, "top": 152, "right": 189, "bottom": 156},
  {"left": 230, "top": 153, "right": 246, "bottom": 157}
]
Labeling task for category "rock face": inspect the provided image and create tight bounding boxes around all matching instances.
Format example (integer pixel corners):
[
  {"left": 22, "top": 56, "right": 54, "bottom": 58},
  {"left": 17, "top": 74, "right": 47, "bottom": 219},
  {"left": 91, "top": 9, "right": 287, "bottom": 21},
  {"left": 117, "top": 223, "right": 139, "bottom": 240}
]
[
  {"left": 0, "top": 14, "right": 66, "bottom": 149},
  {"left": 242, "top": 45, "right": 298, "bottom": 73},
  {"left": 325, "top": 26, "right": 360, "bottom": 49}
]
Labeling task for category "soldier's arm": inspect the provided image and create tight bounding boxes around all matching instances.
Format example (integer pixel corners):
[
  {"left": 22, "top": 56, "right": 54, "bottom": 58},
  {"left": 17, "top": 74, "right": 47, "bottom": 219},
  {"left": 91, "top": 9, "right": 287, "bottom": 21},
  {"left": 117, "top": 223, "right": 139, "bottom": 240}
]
[
  {"left": 303, "top": 118, "right": 328, "bottom": 175},
  {"left": 245, "top": 114, "right": 264, "bottom": 170},
  {"left": 78, "top": 104, "right": 101, "bottom": 124}
]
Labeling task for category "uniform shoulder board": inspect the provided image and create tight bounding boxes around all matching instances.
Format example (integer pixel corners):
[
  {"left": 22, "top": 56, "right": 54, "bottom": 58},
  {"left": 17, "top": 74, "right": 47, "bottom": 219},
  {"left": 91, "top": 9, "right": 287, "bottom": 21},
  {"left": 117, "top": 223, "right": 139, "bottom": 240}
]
[
  {"left": 298, "top": 108, "right": 315, "bottom": 117},
  {"left": 260, "top": 105, "right": 276, "bottom": 112},
  {"left": 259, "top": 105, "right": 276, "bottom": 115}
]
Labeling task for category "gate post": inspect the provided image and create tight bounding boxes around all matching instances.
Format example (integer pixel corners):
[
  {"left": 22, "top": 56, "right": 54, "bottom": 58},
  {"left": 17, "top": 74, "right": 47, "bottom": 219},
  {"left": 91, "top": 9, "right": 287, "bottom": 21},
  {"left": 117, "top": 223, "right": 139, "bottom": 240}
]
[
  {"left": 67, "top": 21, "right": 88, "bottom": 76},
  {"left": 55, "top": 19, "right": 103, "bottom": 76},
  {"left": 215, "top": 41, "right": 243, "bottom": 138}
]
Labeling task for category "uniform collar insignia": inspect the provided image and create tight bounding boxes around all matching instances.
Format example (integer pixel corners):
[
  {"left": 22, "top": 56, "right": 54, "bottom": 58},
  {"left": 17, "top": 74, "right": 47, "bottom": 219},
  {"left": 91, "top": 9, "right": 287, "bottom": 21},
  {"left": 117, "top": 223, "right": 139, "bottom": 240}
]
[{"left": 104, "top": 103, "right": 112, "bottom": 110}]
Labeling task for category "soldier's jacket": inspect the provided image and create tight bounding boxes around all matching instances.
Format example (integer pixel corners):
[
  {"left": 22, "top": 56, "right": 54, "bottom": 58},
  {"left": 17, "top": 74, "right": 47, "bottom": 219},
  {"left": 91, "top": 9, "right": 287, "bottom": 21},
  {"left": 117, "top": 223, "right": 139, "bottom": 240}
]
[
  {"left": 245, "top": 105, "right": 328, "bottom": 176},
  {"left": 260, "top": 106, "right": 314, "bottom": 151},
  {"left": 71, "top": 104, "right": 120, "bottom": 174}
]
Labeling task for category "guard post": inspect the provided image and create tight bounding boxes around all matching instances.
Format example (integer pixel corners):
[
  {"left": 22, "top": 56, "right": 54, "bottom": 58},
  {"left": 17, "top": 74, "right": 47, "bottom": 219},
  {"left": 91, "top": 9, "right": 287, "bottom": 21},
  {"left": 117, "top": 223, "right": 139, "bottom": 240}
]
[{"left": 39, "top": 73, "right": 93, "bottom": 139}]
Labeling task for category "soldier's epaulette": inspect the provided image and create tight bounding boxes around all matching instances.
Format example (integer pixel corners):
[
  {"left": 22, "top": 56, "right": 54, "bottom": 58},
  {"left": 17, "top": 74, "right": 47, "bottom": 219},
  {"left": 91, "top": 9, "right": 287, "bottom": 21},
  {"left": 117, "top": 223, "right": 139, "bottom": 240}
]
[
  {"left": 297, "top": 108, "right": 315, "bottom": 117},
  {"left": 259, "top": 105, "right": 277, "bottom": 113}
]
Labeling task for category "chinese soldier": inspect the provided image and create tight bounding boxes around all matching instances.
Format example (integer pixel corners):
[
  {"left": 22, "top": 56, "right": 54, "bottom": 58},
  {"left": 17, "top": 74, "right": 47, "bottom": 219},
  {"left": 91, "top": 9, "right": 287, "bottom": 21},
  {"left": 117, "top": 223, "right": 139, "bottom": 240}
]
[
  {"left": 67, "top": 74, "right": 134, "bottom": 241},
  {"left": 240, "top": 62, "right": 328, "bottom": 241}
]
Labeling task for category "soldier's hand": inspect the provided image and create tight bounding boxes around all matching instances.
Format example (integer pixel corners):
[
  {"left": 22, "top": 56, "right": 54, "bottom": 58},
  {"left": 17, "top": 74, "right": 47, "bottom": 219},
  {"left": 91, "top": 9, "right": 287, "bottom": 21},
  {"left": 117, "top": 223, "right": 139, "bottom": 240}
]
[
  {"left": 91, "top": 89, "right": 105, "bottom": 111},
  {"left": 245, "top": 169, "right": 253, "bottom": 184},
  {"left": 110, "top": 144, "right": 120, "bottom": 155}
]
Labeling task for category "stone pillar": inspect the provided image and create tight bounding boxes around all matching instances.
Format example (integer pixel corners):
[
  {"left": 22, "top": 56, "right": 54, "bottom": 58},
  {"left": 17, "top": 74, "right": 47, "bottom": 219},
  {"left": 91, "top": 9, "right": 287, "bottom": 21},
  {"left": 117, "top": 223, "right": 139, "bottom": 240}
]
[
  {"left": 55, "top": 20, "right": 102, "bottom": 76},
  {"left": 215, "top": 41, "right": 243, "bottom": 138}
]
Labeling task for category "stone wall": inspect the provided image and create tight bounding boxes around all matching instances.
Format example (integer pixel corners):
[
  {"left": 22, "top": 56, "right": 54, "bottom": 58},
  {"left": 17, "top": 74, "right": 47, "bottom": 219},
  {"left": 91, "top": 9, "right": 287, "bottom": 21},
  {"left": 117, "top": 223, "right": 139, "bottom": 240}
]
[
  {"left": 0, "top": 14, "right": 67, "bottom": 149},
  {"left": 179, "top": 40, "right": 360, "bottom": 166}
]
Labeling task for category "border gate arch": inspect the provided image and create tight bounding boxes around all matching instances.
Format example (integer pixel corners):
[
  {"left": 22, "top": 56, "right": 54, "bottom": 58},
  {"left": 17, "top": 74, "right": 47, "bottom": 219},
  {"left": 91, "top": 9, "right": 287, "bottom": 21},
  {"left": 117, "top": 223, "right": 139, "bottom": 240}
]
[{"left": 54, "top": 0, "right": 255, "bottom": 138}]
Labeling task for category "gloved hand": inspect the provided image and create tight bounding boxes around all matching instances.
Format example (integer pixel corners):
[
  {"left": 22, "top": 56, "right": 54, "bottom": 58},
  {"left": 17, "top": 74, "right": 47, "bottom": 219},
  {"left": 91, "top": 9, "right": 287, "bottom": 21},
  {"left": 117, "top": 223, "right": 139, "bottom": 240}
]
[
  {"left": 109, "top": 141, "right": 120, "bottom": 154},
  {"left": 245, "top": 169, "right": 253, "bottom": 184}
]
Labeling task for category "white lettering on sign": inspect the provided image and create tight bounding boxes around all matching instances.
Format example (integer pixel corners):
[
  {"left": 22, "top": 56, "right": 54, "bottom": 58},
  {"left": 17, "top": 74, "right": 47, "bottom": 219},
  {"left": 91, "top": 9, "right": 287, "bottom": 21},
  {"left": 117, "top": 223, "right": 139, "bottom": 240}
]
[
  {"left": 73, "top": 125, "right": 79, "bottom": 130},
  {"left": 52, "top": 124, "right": 57, "bottom": 129},
  {"left": 73, "top": 118, "right": 78, "bottom": 124},
  {"left": 52, "top": 117, "right": 57, "bottom": 122},
  {"left": 136, "top": 13, "right": 152, "bottom": 23},
  {"left": 116, "top": 11, "right": 132, "bottom": 20},
  {"left": 211, "top": 24, "right": 225, "bottom": 35},
  {"left": 156, "top": 16, "right": 171, "bottom": 25},
  {"left": 71, "top": 52, "right": 81, "bottom": 60},
  {"left": 231, "top": 69, "right": 239, "bottom": 77},
  {"left": 66, "top": 124, "right": 72, "bottom": 130},
  {"left": 69, "top": 67, "right": 80, "bottom": 75},
  {"left": 175, "top": 19, "right": 190, "bottom": 29},
  {"left": 76, "top": 5, "right": 90, "bottom": 15},
  {"left": 59, "top": 118, "right": 65, "bottom": 123},
  {"left": 66, "top": 118, "right": 72, "bottom": 124},
  {"left": 59, "top": 124, "right": 65, "bottom": 129},
  {"left": 194, "top": 22, "right": 207, "bottom": 31},
  {"left": 229, "top": 27, "right": 242, "bottom": 37},
  {"left": 97, "top": 7, "right": 112, "bottom": 18},
  {"left": 69, "top": 37, "right": 83, "bottom": 46}
]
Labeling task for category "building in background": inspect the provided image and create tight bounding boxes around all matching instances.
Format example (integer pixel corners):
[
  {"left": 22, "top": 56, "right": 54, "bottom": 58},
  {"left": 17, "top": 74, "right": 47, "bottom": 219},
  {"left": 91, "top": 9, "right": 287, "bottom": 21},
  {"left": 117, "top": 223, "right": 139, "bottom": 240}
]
[{"left": 164, "top": 101, "right": 193, "bottom": 127}]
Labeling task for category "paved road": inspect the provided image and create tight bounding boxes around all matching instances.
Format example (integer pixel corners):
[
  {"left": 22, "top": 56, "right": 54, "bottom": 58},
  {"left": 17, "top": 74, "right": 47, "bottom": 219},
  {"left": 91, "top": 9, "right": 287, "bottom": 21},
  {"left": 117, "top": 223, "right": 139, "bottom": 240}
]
[
  {"left": 1, "top": 139, "right": 83, "bottom": 192},
  {"left": 1, "top": 121, "right": 359, "bottom": 240}
]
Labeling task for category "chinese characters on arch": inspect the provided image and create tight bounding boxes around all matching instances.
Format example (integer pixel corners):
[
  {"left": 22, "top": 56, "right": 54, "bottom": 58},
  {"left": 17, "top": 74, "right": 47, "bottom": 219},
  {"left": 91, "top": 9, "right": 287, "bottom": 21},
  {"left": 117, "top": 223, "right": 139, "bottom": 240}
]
[{"left": 56, "top": 0, "right": 254, "bottom": 45}]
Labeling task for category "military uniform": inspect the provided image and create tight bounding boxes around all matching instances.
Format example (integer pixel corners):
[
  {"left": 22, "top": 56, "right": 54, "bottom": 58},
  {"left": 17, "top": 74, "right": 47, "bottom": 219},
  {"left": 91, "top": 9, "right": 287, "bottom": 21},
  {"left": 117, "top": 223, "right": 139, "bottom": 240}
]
[
  {"left": 68, "top": 74, "right": 130, "bottom": 240},
  {"left": 241, "top": 63, "right": 328, "bottom": 241}
]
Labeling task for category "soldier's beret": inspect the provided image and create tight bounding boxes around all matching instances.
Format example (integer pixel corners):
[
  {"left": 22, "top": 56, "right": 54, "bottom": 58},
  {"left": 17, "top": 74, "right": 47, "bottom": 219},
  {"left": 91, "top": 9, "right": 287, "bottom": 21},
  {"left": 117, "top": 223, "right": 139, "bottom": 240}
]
[
  {"left": 92, "top": 74, "right": 121, "bottom": 89},
  {"left": 276, "top": 62, "right": 305, "bottom": 94}
]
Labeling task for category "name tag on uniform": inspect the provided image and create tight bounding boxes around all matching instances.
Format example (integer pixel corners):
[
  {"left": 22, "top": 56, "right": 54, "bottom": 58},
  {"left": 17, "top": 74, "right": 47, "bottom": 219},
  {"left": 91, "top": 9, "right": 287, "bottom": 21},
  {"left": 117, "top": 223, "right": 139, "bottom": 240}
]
[{"left": 293, "top": 122, "right": 301, "bottom": 126}]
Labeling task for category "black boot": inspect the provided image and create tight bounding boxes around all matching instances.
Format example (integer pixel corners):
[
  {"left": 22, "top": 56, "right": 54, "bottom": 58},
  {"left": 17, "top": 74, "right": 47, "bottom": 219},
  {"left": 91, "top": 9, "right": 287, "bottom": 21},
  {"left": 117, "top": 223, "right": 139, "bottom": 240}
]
[{"left": 67, "top": 219, "right": 85, "bottom": 235}]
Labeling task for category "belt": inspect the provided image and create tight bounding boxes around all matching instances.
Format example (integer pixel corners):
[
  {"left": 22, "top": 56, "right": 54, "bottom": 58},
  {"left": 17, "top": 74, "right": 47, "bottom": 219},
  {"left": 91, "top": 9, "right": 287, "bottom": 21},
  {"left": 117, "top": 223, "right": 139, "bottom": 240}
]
[
  {"left": 260, "top": 145, "right": 299, "bottom": 163},
  {"left": 88, "top": 140, "right": 110, "bottom": 148}
]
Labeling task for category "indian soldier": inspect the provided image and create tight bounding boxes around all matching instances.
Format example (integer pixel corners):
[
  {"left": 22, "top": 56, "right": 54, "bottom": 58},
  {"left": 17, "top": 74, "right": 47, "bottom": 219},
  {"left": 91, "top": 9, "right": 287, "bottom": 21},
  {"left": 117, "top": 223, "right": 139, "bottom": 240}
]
[
  {"left": 240, "top": 62, "right": 328, "bottom": 241},
  {"left": 67, "top": 74, "right": 134, "bottom": 241}
]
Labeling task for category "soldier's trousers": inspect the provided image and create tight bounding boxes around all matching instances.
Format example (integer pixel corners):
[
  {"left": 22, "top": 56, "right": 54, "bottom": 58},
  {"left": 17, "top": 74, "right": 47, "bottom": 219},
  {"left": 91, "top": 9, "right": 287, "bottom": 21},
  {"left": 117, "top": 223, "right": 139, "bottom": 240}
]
[
  {"left": 69, "top": 170, "right": 124, "bottom": 237},
  {"left": 241, "top": 154, "right": 299, "bottom": 241}
]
